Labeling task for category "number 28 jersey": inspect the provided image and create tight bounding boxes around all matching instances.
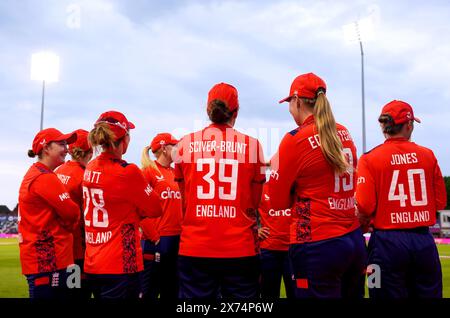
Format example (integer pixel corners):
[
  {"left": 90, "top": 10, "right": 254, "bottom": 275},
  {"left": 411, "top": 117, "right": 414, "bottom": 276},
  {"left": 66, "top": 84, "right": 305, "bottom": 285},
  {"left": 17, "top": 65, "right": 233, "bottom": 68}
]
[
  {"left": 356, "top": 137, "right": 447, "bottom": 229},
  {"left": 174, "top": 123, "right": 266, "bottom": 258},
  {"left": 83, "top": 152, "right": 162, "bottom": 274}
]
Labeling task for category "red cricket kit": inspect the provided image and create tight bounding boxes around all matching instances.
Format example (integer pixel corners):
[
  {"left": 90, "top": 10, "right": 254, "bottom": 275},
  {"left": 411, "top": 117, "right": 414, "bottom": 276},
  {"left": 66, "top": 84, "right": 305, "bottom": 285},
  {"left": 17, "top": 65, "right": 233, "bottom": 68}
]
[
  {"left": 269, "top": 115, "right": 360, "bottom": 244},
  {"left": 356, "top": 137, "right": 447, "bottom": 229},
  {"left": 258, "top": 184, "right": 290, "bottom": 251},
  {"left": 83, "top": 153, "right": 162, "bottom": 274},
  {"left": 18, "top": 162, "right": 80, "bottom": 275},
  {"left": 55, "top": 161, "right": 86, "bottom": 261},
  {"left": 141, "top": 161, "right": 183, "bottom": 242},
  {"left": 174, "top": 123, "right": 266, "bottom": 258}
]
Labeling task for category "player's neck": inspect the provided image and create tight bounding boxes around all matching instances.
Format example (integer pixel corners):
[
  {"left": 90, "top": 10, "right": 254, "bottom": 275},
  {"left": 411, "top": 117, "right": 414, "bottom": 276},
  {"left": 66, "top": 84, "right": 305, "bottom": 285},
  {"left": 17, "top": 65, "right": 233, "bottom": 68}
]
[{"left": 157, "top": 156, "right": 171, "bottom": 168}]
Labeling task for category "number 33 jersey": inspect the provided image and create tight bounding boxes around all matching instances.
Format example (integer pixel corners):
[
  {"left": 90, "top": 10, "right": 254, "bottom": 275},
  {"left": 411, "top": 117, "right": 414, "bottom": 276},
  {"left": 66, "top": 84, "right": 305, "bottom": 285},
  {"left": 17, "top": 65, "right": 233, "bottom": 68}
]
[
  {"left": 356, "top": 137, "right": 447, "bottom": 230},
  {"left": 174, "top": 123, "right": 266, "bottom": 258},
  {"left": 82, "top": 152, "right": 162, "bottom": 274}
]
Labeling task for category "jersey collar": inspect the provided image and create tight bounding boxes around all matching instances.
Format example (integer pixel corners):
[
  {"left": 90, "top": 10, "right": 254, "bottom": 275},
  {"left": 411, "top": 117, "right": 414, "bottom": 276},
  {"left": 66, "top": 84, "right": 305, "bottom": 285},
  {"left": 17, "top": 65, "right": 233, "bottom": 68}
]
[
  {"left": 384, "top": 137, "right": 409, "bottom": 143},
  {"left": 301, "top": 115, "right": 315, "bottom": 127}
]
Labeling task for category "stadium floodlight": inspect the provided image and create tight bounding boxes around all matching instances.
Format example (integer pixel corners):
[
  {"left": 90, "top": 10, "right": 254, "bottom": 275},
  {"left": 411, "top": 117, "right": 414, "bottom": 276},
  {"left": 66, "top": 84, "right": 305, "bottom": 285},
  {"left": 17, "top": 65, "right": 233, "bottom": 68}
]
[
  {"left": 342, "top": 12, "right": 376, "bottom": 153},
  {"left": 30, "top": 51, "right": 60, "bottom": 131}
]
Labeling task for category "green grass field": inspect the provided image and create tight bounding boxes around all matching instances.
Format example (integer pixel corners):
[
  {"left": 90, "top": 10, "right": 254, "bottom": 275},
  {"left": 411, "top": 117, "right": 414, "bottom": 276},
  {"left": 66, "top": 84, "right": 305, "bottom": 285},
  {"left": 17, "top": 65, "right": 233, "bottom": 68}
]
[{"left": 1, "top": 237, "right": 450, "bottom": 298}]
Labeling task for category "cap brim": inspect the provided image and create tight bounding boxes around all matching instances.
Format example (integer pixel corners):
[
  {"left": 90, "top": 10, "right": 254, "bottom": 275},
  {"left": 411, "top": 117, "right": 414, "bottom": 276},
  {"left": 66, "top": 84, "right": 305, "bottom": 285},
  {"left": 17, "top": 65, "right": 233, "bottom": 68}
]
[
  {"left": 414, "top": 117, "right": 421, "bottom": 123},
  {"left": 128, "top": 121, "right": 135, "bottom": 129},
  {"left": 55, "top": 132, "right": 77, "bottom": 144},
  {"left": 278, "top": 96, "right": 290, "bottom": 104}
]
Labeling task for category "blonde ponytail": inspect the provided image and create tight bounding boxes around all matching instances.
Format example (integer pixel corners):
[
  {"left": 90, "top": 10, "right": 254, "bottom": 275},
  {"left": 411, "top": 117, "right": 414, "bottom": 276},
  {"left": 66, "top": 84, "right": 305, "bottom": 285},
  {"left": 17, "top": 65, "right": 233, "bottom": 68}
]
[
  {"left": 313, "top": 93, "right": 349, "bottom": 174},
  {"left": 89, "top": 122, "right": 117, "bottom": 149},
  {"left": 141, "top": 146, "right": 160, "bottom": 172}
]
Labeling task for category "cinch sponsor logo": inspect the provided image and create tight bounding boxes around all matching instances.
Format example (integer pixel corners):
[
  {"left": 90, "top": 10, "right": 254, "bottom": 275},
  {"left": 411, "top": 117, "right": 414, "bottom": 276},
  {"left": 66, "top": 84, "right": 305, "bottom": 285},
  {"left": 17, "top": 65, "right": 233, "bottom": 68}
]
[
  {"left": 59, "top": 192, "right": 70, "bottom": 201},
  {"left": 268, "top": 208, "right": 291, "bottom": 217},
  {"left": 144, "top": 184, "right": 153, "bottom": 196},
  {"left": 161, "top": 187, "right": 181, "bottom": 199},
  {"left": 357, "top": 176, "right": 366, "bottom": 184},
  {"left": 269, "top": 170, "right": 279, "bottom": 180}
]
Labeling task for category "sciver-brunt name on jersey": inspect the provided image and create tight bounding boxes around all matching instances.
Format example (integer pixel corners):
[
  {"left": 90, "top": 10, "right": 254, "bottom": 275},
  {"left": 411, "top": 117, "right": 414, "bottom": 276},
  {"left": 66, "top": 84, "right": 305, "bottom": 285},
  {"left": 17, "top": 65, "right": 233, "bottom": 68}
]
[{"left": 176, "top": 128, "right": 264, "bottom": 220}]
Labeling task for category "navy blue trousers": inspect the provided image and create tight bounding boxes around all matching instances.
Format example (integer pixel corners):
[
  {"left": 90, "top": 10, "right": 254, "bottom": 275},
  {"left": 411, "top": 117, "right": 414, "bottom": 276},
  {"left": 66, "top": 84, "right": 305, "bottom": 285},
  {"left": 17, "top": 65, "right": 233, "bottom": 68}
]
[
  {"left": 140, "top": 239, "right": 160, "bottom": 299},
  {"left": 26, "top": 269, "right": 71, "bottom": 300},
  {"left": 289, "top": 228, "right": 367, "bottom": 298},
  {"left": 140, "top": 236, "right": 180, "bottom": 299},
  {"left": 260, "top": 249, "right": 294, "bottom": 298},
  {"left": 178, "top": 255, "right": 260, "bottom": 299},
  {"left": 88, "top": 273, "right": 140, "bottom": 299},
  {"left": 368, "top": 228, "right": 442, "bottom": 298},
  {"left": 158, "top": 235, "right": 180, "bottom": 298}
]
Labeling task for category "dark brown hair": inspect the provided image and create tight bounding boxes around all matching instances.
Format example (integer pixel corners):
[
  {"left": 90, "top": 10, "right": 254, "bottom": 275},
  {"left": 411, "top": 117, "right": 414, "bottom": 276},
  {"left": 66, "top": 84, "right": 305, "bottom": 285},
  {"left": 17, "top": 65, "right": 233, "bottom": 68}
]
[
  {"left": 70, "top": 148, "right": 92, "bottom": 161},
  {"left": 207, "top": 99, "right": 235, "bottom": 124},
  {"left": 378, "top": 114, "right": 405, "bottom": 135}
]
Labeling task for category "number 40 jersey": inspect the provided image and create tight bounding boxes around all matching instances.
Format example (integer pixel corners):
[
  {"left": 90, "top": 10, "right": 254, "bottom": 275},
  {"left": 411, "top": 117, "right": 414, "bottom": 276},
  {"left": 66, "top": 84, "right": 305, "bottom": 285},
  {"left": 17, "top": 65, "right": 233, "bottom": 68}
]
[{"left": 356, "top": 137, "right": 447, "bottom": 230}]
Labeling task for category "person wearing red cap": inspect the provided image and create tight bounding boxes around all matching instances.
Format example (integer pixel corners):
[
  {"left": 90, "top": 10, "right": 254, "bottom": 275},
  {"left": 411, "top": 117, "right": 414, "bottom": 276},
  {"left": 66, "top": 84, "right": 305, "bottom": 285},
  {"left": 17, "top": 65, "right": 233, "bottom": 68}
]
[
  {"left": 83, "top": 110, "right": 163, "bottom": 299},
  {"left": 18, "top": 128, "right": 80, "bottom": 299},
  {"left": 356, "top": 100, "right": 447, "bottom": 298},
  {"left": 257, "top": 182, "right": 294, "bottom": 298},
  {"left": 139, "top": 132, "right": 182, "bottom": 299},
  {"left": 54, "top": 129, "right": 93, "bottom": 299},
  {"left": 174, "top": 82, "right": 266, "bottom": 298},
  {"left": 269, "top": 73, "right": 367, "bottom": 298}
]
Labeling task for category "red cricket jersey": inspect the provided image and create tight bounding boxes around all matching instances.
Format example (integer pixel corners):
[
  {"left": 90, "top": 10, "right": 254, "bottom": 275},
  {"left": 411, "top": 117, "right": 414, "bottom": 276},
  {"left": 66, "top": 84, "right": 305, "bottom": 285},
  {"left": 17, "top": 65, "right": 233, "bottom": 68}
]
[
  {"left": 269, "top": 115, "right": 360, "bottom": 244},
  {"left": 55, "top": 161, "right": 86, "bottom": 261},
  {"left": 174, "top": 123, "right": 266, "bottom": 258},
  {"left": 83, "top": 152, "right": 163, "bottom": 274},
  {"left": 140, "top": 161, "right": 183, "bottom": 241},
  {"left": 18, "top": 162, "right": 80, "bottom": 275},
  {"left": 258, "top": 184, "right": 290, "bottom": 251},
  {"left": 356, "top": 137, "right": 447, "bottom": 229}
]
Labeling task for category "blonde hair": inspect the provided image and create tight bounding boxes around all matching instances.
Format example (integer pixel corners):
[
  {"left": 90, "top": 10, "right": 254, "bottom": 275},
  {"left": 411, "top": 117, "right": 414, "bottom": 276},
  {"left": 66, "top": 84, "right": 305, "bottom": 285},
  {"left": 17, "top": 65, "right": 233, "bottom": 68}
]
[
  {"left": 141, "top": 145, "right": 160, "bottom": 172},
  {"left": 88, "top": 122, "right": 121, "bottom": 149},
  {"left": 304, "top": 92, "right": 349, "bottom": 174}
]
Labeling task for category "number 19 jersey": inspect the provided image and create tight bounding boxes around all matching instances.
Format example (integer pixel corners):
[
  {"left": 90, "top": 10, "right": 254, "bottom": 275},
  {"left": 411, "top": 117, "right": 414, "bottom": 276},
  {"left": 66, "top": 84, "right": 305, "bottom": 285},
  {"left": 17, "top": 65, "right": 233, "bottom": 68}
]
[
  {"left": 268, "top": 115, "right": 360, "bottom": 244},
  {"left": 356, "top": 137, "right": 447, "bottom": 229},
  {"left": 174, "top": 123, "right": 266, "bottom": 258}
]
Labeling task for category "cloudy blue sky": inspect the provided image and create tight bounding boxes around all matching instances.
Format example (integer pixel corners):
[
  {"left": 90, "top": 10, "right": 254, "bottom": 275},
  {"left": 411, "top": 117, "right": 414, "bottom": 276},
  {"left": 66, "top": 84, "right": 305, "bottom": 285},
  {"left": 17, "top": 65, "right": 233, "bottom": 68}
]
[{"left": 1, "top": 0, "right": 449, "bottom": 209}]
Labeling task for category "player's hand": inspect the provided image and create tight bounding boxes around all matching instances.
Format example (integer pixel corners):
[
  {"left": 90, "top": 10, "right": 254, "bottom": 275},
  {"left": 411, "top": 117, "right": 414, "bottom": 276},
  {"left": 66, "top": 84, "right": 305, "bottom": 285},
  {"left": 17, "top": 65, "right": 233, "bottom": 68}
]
[
  {"left": 258, "top": 227, "right": 270, "bottom": 240},
  {"left": 356, "top": 207, "right": 372, "bottom": 233}
]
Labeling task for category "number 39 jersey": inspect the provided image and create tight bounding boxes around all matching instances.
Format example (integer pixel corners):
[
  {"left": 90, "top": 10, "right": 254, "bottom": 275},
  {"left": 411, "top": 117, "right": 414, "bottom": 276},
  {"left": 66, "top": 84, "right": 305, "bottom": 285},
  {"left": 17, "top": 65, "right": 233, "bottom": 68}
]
[
  {"left": 268, "top": 115, "right": 360, "bottom": 244},
  {"left": 83, "top": 153, "right": 162, "bottom": 274},
  {"left": 356, "top": 137, "right": 447, "bottom": 230},
  {"left": 174, "top": 123, "right": 266, "bottom": 258}
]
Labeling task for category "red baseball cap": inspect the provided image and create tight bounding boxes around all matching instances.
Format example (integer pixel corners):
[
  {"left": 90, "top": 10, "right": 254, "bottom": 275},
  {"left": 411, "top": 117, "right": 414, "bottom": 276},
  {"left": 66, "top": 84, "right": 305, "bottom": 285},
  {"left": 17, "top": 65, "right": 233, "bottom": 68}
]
[
  {"left": 207, "top": 82, "right": 239, "bottom": 112},
  {"left": 95, "top": 110, "right": 135, "bottom": 140},
  {"left": 381, "top": 100, "right": 421, "bottom": 125},
  {"left": 279, "top": 72, "right": 327, "bottom": 103},
  {"left": 32, "top": 128, "right": 77, "bottom": 155},
  {"left": 68, "top": 129, "right": 91, "bottom": 153},
  {"left": 150, "top": 133, "right": 179, "bottom": 152}
]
